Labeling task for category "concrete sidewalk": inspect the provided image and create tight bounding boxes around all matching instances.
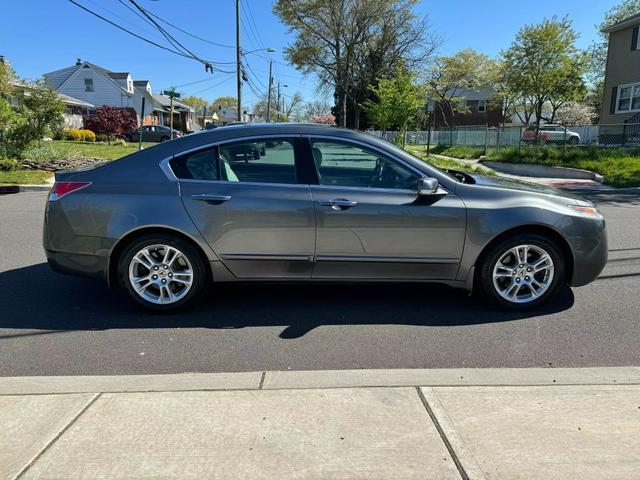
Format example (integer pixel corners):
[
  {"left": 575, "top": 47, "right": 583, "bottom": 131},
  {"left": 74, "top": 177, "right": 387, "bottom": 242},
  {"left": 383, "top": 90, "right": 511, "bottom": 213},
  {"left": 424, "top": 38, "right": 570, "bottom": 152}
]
[{"left": 3, "top": 367, "right": 640, "bottom": 480}]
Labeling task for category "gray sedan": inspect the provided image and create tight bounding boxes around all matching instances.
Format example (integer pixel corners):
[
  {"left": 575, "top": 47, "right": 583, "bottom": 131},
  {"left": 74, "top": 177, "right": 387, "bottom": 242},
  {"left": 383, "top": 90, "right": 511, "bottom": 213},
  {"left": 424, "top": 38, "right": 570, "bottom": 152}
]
[
  {"left": 122, "top": 125, "right": 183, "bottom": 143},
  {"left": 43, "top": 124, "right": 607, "bottom": 311}
]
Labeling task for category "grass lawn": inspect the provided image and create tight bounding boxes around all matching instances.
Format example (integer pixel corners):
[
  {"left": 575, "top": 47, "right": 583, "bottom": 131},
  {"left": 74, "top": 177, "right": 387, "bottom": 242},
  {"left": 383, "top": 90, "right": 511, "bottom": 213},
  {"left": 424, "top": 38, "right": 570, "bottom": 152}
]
[
  {"left": 0, "top": 169, "right": 52, "bottom": 185},
  {"left": 485, "top": 146, "right": 640, "bottom": 188},
  {"left": 421, "top": 144, "right": 486, "bottom": 159},
  {"left": 20, "top": 140, "right": 156, "bottom": 161},
  {"left": 405, "top": 146, "right": 495, "bottom": 176},
  {"left": 0, "top": 141, "right": 157, "bottom": 185}
]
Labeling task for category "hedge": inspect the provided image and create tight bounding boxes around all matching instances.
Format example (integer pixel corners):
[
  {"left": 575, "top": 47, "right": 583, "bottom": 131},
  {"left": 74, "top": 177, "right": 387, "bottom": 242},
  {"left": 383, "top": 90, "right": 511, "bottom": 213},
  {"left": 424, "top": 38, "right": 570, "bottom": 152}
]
[{"left": 65, "top": 129, "right": 96, "bottom": 142}]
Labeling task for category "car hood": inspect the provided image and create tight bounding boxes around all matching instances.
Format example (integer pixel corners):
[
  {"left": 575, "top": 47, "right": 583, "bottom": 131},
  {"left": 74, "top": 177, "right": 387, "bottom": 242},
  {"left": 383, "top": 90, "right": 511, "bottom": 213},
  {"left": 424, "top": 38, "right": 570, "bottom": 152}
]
[{"left": 469, "top": 174, "right": 592, "bottom": 205}]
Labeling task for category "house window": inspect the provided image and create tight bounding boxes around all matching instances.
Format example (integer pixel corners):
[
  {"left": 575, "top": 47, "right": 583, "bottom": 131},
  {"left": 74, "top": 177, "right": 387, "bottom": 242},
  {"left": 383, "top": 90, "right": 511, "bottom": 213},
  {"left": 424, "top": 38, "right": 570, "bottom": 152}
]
[
  {"left": 84, "top": 78, "right": 94, "bottom": 92},
  {"left": 478, "top": 100, "right": 487, "bottom": 113},
  {"left": 617, "top": 83, "right": 640, "bottom": 112}
]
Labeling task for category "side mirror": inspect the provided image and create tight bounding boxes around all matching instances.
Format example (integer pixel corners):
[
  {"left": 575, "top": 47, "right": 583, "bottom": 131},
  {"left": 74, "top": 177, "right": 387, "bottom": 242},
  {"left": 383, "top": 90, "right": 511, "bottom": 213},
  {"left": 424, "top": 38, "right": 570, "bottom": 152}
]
[{"left": 416, "top": 177, "right": 439, "bottom": 195}]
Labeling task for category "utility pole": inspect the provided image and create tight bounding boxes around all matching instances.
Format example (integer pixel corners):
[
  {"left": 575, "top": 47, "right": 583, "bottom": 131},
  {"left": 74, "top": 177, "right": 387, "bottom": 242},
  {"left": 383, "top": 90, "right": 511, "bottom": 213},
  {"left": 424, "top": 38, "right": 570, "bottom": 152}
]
[
  {"left": 138, "top": 96, "right": 145, "bottom": 150},
  {"left": 277, "top": 81, "right": 280, "bottom": 122},
  {"left": 169, "top": 96, "right": 174, "bottom": 138},
  {"left": 235, "top": 0, "right": 242, "bottom": 121},
  {"left": 266, "top": 59, "right": 273, "bottom": 122}
]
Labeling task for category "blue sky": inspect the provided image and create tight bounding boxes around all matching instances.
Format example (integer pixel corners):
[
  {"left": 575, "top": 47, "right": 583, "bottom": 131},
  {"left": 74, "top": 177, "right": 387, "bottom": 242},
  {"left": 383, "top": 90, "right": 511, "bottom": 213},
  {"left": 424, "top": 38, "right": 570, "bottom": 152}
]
[{"left": 1, "top": 0, "right": 621, "bottom": 107}]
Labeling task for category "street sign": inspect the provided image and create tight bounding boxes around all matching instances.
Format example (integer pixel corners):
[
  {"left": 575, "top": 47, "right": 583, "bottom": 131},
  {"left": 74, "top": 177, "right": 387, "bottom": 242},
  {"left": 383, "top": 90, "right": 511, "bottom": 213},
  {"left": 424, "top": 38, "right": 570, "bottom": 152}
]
[{"left": 162, "top": 90, "right": 180, "bottom": 99}]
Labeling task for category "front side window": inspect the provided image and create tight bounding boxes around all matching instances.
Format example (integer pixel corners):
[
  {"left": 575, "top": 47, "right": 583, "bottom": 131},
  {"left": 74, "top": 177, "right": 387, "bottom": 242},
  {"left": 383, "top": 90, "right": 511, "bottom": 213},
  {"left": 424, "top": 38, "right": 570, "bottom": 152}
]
[
  {"left": 617, "top": 84, "right": 640, "bottom": 112},
  {"left": 478, "top": 100, "right": 487, "bottom": 112},
  {"left": 310, "top": 140, "right": 420, "bottom": 190},
  {"left": 218, "top": 138, "right": 297, "bottom": 184}
]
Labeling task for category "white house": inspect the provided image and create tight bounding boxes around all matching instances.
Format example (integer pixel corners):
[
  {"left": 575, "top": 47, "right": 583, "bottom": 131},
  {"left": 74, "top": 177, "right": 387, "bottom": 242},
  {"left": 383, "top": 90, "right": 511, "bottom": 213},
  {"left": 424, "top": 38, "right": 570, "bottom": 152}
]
[
  {"left": 43, "top": 59, "right": 168, "bottom": 128},
  {"left": 1, "top": 55, "right": 94, "bottom": 129}
]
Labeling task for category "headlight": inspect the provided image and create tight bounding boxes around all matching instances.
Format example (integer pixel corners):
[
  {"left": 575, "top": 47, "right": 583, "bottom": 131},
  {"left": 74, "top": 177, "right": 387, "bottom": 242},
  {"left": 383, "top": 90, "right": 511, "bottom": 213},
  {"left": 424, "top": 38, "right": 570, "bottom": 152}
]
[{"left": 568, "top": 205, "right": 600, "bottom": 217}]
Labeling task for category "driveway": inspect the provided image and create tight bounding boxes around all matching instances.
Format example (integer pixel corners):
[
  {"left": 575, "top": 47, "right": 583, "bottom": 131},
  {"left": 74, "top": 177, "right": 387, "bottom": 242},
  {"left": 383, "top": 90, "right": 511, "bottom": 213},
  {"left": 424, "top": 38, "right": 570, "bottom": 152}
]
[{"left": 0, "top": 190, "right": 638, "bottom": 376}]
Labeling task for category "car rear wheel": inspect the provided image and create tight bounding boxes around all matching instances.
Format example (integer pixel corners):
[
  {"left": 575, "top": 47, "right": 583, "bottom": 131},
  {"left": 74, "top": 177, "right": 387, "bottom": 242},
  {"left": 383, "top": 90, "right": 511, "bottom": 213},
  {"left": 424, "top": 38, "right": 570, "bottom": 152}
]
[
  {"left": 476, "top": 234, "right": 565, "bottom": 310},
  {"left": 160, "top": 136, "right": 169, "bottom": 142},
  {"left": 118, "top": 234, "right": 206, "bottom": 311}
]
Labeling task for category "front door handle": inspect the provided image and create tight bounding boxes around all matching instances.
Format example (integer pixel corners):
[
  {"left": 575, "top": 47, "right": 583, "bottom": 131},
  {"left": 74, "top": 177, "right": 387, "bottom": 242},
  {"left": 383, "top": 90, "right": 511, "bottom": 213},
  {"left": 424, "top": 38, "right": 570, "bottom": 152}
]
[
  {"left": 319, "top": 198, "right": 359, "bottom": 210},
  {"left": 192, "top": 194, "right": 231, "bottom": 204}
]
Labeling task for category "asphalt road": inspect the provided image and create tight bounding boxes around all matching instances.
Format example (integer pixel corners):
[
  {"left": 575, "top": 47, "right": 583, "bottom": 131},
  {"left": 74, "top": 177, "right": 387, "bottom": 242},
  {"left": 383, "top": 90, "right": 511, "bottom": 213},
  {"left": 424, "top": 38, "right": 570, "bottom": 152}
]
[{"left": 0, "top": 190, "right": 639, "bottom": 376}]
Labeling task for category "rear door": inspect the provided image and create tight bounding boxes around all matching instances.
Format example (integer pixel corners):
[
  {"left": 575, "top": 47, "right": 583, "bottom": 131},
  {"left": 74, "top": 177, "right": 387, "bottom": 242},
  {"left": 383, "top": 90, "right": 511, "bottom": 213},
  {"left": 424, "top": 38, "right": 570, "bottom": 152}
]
[
  {"left": 175, "top": 137, "right": 316, "bottom": 279},
  {"left": 307, "top": 138, "right": 466, "bottom": 280}
]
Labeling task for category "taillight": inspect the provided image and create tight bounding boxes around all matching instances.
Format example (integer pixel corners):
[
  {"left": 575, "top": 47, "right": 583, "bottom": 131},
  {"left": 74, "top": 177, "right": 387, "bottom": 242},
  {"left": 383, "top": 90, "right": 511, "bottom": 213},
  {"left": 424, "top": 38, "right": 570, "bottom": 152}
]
[{"left": 49, "top": 181, "right": 91, "bottom": 200}]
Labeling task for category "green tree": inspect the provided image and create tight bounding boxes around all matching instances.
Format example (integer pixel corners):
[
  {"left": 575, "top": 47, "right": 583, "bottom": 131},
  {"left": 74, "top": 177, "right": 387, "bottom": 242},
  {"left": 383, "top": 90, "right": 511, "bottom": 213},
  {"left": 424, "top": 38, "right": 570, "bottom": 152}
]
[
  {"left": 0, "top": 98, "right": 26, "bottom": 158},
  {"left": 22, "top": 81, "right": 65, "bottom": 141},
  {"left": 181, "top": 95, "right": 209, "bottom": 112},
  {"left": 0, "top": 59, "right": 15, "bottom": 96},
  {"left": 211, "top": 96, "right": 237, "bottom": 111},
  {"left": 274, "top": 0, "right": 435, "bottom": 128},
  {"left": 364, "top": 67, "right": 424, "bottom": 145},
  {"left": 500, "top": 16, "right": 587, "bottom": 129},
  {"left": 426, "top": 49, "right": 498, "bottom": 126},
  {"left": 0, "top": 81, "right": 64, "bottom": 158}
]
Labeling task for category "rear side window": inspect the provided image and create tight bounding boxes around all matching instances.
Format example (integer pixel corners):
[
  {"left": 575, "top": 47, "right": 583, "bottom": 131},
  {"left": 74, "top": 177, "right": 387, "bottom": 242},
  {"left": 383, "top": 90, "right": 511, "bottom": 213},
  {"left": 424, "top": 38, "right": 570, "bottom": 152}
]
[
  {"left": 170, "top": 148, "right": 218, "bottom": 181},
  {"left": 218, "top": 138, "right": 297, "bottom": 184}
]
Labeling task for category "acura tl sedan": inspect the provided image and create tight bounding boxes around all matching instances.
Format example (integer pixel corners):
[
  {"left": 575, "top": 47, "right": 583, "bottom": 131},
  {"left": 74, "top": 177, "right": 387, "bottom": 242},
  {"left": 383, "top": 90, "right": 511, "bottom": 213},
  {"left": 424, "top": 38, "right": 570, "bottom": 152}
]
[{"left": 43, "top": 124, "right": 607, "bottom": 311}]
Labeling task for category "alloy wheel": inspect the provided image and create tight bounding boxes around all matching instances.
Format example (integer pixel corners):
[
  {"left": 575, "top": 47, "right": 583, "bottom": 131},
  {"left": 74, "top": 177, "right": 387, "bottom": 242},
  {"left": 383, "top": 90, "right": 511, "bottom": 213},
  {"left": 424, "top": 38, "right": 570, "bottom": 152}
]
[
  {"left": 491, "top": 244, "right": 555, "bottom": 304},
  {"left": 128, "top": 244, "right": 194, "bottom": 305}
]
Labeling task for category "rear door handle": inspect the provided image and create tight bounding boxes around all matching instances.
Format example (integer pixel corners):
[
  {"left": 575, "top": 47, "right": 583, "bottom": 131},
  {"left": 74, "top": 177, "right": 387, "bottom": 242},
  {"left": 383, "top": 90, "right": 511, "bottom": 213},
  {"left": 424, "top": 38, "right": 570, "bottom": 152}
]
[
  {"left": 192, "top": 194, "right": 231, "bottom": 204},
  {"left": 319, "top": 198, "right": 359, "bottom": 210}
]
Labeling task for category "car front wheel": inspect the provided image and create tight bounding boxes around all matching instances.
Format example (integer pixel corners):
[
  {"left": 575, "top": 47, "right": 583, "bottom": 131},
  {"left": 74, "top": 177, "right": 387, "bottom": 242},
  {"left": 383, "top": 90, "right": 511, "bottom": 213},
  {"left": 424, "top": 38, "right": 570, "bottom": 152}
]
[
  {"left": 476, "top": 234, "right": 565, "bottom": 310},
  {"left": 118, "top": 234, "right": 206, "bottom": 311}
]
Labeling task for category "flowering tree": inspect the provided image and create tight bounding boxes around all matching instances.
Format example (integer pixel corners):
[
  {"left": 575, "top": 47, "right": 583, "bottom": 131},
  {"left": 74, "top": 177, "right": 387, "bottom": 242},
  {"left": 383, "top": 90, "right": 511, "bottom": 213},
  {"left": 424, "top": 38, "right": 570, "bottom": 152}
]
[
  {"left": 83, "top": 106, "right": 137, "bottom": 142},
  {"left": 309, "top": 112, "right": 336, "bottom": 125},
  {"left": 555, "top": 101, "right": 596, "bottom": 126}
]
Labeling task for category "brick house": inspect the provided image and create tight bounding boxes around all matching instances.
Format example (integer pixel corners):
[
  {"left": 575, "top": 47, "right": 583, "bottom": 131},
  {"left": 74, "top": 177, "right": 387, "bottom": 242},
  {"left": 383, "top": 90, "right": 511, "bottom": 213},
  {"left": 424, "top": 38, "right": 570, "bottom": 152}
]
[{"left": 432, "top": 86, "right": 503, "bottom": 127}]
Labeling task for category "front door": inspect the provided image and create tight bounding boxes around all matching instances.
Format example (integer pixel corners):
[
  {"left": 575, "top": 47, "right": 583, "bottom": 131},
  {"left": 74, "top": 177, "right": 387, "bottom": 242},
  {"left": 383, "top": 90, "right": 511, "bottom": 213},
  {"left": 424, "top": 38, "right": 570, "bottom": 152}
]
[
  {"left": 176, "top": 137, "right": 315, "bottom": 279},
  {"left": 308, "top": 139, "right": 466, "bottom": 280}
]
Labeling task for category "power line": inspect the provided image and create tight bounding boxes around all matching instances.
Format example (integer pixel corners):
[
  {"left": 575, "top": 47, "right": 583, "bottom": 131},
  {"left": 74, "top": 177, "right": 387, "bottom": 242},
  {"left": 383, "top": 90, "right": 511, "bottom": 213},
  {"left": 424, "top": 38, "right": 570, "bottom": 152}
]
[
  {"left": 170, "top": 77, "right": 225, "bottom": 90},
  {"left": 187, "top": 74, "right": 235, "bottom": 96},
  {"left": 68, "top": 0, "right": 235, "bottom": 72},
  {"left": 128, "top": 0, "right": 230, "bottom": 68},
  {"left": 244, "top": 62, "right": 269, "bottom": 91},
  {"left": 80, "top": 0, "right": 164, "bottom": 41},
  {"left": 242, "top": 1, "right": 268, "bottom": 52},
  {"left": 143, "top": 6, "right": 235, "bottom": 49},
  {"left": 67, "top": 0, "right": 197, "bottom": 59}
]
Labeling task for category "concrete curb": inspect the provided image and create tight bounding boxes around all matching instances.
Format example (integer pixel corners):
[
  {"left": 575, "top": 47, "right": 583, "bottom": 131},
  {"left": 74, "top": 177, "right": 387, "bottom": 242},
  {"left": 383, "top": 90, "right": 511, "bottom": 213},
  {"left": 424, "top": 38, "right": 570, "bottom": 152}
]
[
  {"left": 1, "top": 367, "right": 639, "bottom": 395},
  {"left": 482, "top": 161, "right": 604, "bottom": 182},
  {"left": 16, "top": 184, "right": 53, "bottom": 192}
]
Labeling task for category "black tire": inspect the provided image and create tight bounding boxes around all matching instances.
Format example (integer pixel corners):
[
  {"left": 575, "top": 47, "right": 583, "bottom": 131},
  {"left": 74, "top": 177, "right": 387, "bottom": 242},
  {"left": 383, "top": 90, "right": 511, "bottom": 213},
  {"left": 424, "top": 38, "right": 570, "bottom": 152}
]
[
  {"left": 118, "top": 234, "right": 206, "bottom": 311},
  {"left": 160, "top": 136, "right": 169, "bottom": 142},
  {"left": 568, "top": 136, "right": 579, "bottom": 145},
  {"left": 253, "top": 149, "right": 261, "bottom": 160},
  {"left": 476, "top": 233, "right": 565, "bottom": 310}
]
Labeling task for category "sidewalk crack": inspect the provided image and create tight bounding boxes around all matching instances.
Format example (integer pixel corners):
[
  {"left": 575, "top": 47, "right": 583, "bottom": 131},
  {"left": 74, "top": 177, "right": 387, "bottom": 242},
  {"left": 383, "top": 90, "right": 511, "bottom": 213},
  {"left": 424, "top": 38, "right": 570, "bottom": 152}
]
[
  {"left": 415, "top": 387, "right": 469, "bottom": 480},
  {"left": 259, "top": 371, "right": 266, "bottom": 390},
  {"left": 14, "top": 393, "right": 102, "bottom": 480}
]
